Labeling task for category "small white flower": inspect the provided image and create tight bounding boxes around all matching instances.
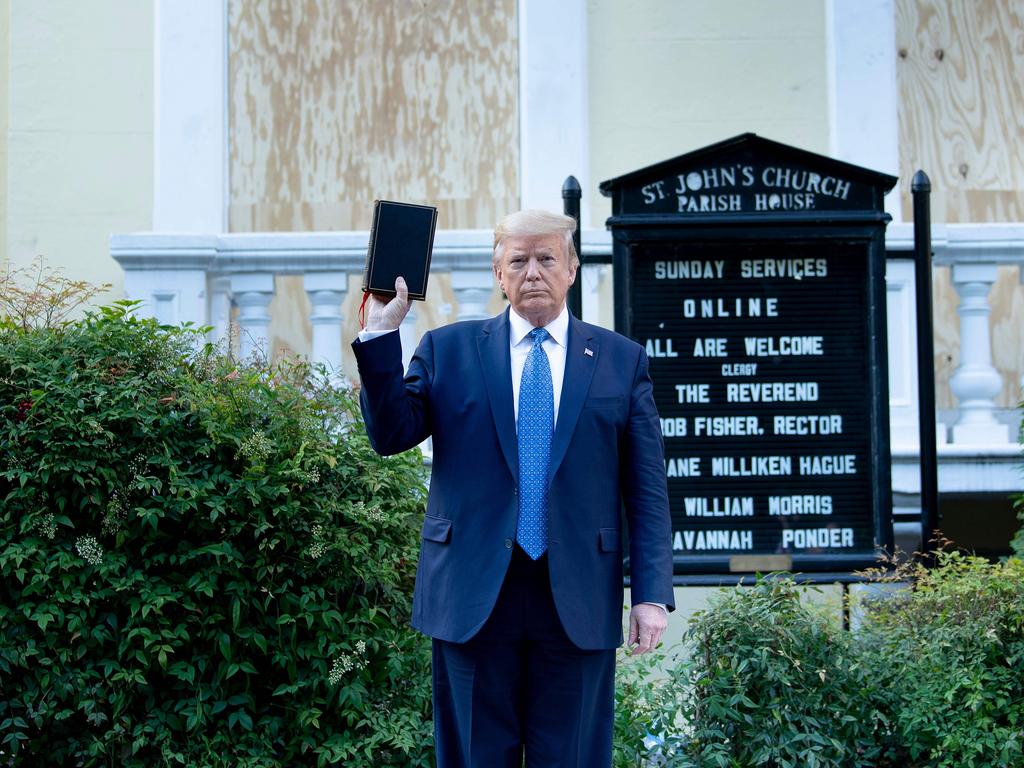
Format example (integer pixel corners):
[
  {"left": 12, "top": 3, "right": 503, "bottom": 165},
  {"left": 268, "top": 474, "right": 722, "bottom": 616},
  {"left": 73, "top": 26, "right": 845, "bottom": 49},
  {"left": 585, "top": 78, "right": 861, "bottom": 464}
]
[
  {"left": 328, "top": 655, "right": 354, "bottom": 685},
  {"left": 34, "top": 512, "right": 56, "bottom": 540},
  {"left": 75, "top": 535, "right": 103, "bottom": 566},
  {"left": 328, "top": 645, "right": 368, "bottom": 684},
  {"left": 308, "top": 524, "right": 327, "bottom": 559},
  {"left": 238, "top": 429, "right": 272, "bottom": 464}
]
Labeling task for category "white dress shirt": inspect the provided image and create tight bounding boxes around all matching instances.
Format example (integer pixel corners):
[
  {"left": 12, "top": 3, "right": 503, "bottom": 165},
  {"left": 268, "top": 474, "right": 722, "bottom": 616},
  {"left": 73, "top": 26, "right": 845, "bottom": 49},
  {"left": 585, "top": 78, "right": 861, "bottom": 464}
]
[{"left": 508, "top": 305, "right": 568, "bottom": 428}]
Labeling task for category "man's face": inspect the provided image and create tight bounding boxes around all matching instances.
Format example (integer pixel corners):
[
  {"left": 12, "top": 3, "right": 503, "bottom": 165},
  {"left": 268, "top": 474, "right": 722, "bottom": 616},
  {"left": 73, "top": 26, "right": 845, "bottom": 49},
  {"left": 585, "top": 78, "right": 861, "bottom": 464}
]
[{"left": 493, "top": 234, "right": 577, "bottom": 327}]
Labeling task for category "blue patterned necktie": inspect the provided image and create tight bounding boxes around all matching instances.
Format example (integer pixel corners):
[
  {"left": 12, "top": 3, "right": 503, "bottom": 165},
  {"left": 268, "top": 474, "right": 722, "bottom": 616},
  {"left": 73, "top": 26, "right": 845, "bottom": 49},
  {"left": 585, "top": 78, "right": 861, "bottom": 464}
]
[{"left": 516, "top": 327, "right": 553, "bottom": 560}]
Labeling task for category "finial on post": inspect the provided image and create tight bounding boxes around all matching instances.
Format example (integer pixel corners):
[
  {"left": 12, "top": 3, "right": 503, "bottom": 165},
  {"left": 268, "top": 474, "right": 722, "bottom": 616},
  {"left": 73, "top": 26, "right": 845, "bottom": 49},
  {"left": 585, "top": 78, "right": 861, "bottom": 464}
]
[{"left": 562, "top": 175, "right": 583, "bottom": 319}]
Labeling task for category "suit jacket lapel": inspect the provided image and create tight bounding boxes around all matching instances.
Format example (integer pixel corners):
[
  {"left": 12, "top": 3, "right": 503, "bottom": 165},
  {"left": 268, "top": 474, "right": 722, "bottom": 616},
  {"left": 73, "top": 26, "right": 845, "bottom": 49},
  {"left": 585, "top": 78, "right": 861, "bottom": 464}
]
[
  {"left": 477, "top": 309, "right": 518, "bottom": 480},
  {"left": 548, "top": 316, "right": 598, "bottom": 484}
]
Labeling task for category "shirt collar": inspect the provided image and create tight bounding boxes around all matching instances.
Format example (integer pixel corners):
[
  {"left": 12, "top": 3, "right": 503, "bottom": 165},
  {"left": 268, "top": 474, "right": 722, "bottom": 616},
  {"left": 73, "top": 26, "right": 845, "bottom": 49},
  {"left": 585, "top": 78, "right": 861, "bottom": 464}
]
[{"left": 509, "top": 304, "right": 569, "bottom": 348}]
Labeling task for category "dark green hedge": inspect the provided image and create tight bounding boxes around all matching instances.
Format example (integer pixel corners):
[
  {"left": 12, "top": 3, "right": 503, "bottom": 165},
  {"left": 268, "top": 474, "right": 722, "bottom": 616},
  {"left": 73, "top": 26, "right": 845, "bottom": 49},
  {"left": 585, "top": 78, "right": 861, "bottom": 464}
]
[{"left": 1, "top": 304, "right": 432, "bottom": 766}]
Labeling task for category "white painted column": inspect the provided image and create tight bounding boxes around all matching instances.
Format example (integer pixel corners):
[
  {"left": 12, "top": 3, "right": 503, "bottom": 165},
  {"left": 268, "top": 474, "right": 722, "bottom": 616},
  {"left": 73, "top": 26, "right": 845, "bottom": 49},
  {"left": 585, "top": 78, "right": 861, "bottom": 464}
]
[
  {"left": 518, "top": 0, "right": 589, "bottom": 223},
  {"left": 450, "top": 269, "right": 495, "bottom": 321},
  {"left": 230, "top": 273, "right": 274, "bottom": 362},
  {"left": 826, "top": 0, "right": 902, "bottom": 221},
  {"left": 949, "top": 263, "right": 1009, "bottom": 443},
  {"left": 154, "top": 0, "right": 228, "bottom": 231},
  {"left": 304, "top": 272, "right": 347, "bottom": 378}
]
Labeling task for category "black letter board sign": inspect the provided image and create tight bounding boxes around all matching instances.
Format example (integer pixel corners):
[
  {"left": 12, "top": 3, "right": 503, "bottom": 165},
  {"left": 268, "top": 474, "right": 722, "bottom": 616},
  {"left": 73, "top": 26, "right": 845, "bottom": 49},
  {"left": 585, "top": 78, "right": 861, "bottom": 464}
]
[{"left": 600, "top": 134, "right": 897, "bottom": 575}]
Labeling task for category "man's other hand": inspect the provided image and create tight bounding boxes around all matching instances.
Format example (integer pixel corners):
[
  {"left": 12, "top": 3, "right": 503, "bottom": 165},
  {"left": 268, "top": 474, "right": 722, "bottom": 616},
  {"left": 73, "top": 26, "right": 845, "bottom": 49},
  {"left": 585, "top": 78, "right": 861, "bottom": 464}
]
[
  {"left": 366, "top": 276, "right": 411, "bottom": 331},
  {"left": 627, "top": 603, "right": 668, "bottom": 655}
]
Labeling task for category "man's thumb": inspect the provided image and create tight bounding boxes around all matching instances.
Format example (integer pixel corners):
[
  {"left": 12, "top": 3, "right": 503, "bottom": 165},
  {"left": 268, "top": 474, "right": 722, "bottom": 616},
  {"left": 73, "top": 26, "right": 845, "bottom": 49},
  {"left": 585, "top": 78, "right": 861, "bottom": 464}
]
[{"left": 395, "top": 276, "right": 409, "bottom": 301}]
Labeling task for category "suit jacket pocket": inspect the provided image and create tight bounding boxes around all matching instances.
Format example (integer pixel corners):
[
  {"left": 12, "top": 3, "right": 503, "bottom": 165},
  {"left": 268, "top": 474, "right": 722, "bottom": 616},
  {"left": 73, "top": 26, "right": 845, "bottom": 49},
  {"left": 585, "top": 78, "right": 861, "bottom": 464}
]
[
  {"left": 598, "top": 527, "right": 621, "bottom": 552},
  {"left": 422, "top": 515, "right": 452, "bottom": 544}
]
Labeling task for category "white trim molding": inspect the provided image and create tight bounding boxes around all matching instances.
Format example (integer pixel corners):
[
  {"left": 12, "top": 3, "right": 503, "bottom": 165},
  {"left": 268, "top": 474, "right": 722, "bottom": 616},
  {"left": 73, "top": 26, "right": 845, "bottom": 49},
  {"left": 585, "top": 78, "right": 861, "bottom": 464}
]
[
  {"left": 153, "top": 0, "right": 228, "bottom": 232},
  {"left": 518, "top": 0, "right": 590, "bottom": 224},
  {"left": 826, "top": 0, "right": 902, "bottom": 221}
]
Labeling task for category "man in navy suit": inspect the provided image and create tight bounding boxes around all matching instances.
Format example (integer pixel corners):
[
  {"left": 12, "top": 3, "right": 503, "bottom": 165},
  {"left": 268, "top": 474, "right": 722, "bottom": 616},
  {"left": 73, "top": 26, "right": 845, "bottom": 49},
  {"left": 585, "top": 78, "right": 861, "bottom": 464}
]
[{"left": 352, "top": 209, "right": 674, "bottom": 767}]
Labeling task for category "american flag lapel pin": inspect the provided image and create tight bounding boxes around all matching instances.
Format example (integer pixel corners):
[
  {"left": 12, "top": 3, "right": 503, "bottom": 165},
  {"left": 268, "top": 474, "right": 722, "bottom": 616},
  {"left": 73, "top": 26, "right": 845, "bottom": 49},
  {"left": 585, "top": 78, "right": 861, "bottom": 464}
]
[{"left": 584, "top": 348, "right": 593, "bottom": 357}]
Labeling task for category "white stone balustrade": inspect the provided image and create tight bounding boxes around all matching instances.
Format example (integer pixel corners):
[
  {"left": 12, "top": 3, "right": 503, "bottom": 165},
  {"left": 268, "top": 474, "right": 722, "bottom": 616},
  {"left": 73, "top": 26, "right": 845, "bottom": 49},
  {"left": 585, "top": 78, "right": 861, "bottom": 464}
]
[
  {"left": 886, "top": 223, "right": 1023, "bottom": 447},
  {"left": 885, "top": 223, "right": 1023, "bottom": 506},
  {"left": 112, "top": 223, "right": 1023, "bottom": 495}
]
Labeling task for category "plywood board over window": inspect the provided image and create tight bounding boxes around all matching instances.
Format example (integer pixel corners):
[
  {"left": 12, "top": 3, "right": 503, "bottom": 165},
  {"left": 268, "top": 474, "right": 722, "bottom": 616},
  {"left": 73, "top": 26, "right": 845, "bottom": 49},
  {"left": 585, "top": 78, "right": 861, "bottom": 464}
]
[
  {"left": 897, "top": 0, "right": 1024, "bottom": 409},
  {"left": 896, "top": 0, "right": 1024, "bottom": 223},
  {"left": 229, "top": 0, "right": 519, "bottom": 233}
]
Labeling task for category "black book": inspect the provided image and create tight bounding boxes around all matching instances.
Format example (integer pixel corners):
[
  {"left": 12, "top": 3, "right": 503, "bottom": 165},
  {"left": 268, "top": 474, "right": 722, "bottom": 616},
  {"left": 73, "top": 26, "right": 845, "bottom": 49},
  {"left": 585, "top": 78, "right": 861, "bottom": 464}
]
[{"left": 362, "top": 200, "right": 438, "bottom": 301}]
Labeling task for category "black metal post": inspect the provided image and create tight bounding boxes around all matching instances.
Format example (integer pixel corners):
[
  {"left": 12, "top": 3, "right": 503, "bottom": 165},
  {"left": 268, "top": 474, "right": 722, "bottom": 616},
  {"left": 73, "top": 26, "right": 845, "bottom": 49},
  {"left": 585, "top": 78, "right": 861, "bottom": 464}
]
[
  {"left": 912, "top": 170, "right": 939, "bottom": 557},
  {"left": 562, "top": 176, "right": 583, "bottom": 319}
]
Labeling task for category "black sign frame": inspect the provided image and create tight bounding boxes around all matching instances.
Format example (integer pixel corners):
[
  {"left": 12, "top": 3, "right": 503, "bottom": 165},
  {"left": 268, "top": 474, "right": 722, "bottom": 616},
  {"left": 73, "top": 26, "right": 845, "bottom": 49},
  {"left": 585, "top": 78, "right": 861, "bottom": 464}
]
[{"left": 602, "top": 135, "right": 896, "bottom": 576}]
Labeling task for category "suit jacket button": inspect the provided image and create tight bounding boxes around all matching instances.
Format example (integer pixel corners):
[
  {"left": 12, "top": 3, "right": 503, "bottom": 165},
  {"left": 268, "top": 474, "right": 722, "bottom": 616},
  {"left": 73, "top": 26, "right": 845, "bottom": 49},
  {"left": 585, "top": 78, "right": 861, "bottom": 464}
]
[{"left": 504, "top": 538, "right": 513, "bottom": 549}]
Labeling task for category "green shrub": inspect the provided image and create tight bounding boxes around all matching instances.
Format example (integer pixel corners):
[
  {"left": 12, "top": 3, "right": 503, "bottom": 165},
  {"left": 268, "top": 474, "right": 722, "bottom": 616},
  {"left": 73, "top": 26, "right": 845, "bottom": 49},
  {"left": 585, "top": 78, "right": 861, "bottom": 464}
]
[
  {"left": 615, "top": 552, "right": 1024, "bottom": 767},
  {"left": 621, "top": 580, "right": 884, "bottom": 768},
  {"left": 613, "top": 647, "right": 669, "bottom": 768},
  {"left": 0, "top": 303, "right": 432, "bottom": 766},
  {"left": 1012, "top": 410, "right": 1023, "bottom": 558},
  {"left": 859, "top": 551, "right": 1024, "bottom": 767}
]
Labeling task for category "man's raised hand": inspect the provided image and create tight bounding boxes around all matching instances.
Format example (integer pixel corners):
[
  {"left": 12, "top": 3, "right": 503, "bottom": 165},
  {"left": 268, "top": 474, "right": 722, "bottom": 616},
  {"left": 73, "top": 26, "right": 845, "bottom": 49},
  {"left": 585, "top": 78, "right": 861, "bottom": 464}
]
[{"left": 366, "top": 276, "right": 411, "bottom": 331}]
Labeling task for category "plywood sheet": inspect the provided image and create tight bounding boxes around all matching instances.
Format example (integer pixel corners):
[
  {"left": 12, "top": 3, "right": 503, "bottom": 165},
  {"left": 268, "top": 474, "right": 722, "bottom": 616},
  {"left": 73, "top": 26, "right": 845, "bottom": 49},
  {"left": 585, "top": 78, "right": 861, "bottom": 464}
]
[
  {"left": 229, "top": 0, "right": 519, "bottom": 232},
  {"left": 898, "top": 1, "right": 1024, "bottom": 410},
  {"left": 896, "top": 0, "right": 1024, "bottom": 222}
]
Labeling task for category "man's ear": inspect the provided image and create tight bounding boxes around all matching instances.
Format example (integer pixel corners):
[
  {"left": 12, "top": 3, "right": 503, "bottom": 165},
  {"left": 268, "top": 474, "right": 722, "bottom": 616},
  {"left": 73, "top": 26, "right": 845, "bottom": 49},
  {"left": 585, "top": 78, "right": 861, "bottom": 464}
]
[{"left": 493, "top": 263, "right": 508, "bottom": 300}]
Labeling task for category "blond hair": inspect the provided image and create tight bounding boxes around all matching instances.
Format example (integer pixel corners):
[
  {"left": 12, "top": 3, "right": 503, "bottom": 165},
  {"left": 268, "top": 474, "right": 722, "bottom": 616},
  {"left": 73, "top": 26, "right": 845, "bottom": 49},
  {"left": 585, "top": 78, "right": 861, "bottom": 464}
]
[{"left": 492, "top": 209, "right": 579, "bottom": 269}]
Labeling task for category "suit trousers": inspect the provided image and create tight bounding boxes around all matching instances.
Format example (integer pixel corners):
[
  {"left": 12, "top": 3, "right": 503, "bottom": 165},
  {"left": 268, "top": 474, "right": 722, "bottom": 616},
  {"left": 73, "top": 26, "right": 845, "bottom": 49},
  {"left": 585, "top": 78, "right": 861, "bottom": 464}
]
[{"left": 432, "top": 546, "right": 616, "bottom": 768}]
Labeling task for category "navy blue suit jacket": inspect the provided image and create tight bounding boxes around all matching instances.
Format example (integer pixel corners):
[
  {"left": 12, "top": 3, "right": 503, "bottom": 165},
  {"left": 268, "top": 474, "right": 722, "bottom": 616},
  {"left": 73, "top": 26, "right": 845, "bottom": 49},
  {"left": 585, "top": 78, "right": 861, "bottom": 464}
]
[{"left": 352, "top": 309, "right": 674, "bottom": 650}]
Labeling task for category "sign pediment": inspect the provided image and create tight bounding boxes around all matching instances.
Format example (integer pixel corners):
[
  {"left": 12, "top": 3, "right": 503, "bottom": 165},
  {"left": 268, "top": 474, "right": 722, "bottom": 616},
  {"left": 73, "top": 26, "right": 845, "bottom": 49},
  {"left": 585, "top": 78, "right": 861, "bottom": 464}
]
[{"left": 599, "top": 133, "right": 897, "bottom": 217}]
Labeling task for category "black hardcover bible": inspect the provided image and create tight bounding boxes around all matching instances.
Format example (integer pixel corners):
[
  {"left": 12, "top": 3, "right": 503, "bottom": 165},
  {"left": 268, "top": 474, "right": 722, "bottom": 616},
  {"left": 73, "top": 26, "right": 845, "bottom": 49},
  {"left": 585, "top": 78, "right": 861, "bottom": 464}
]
[{"left": 362, "top": 200, "right": 438, "bottom": 301}]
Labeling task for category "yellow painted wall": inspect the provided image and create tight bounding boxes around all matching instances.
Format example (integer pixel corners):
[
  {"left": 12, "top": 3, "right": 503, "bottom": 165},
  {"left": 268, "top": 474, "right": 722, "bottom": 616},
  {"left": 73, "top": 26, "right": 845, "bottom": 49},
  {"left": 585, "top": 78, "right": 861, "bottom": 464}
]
[
  {"left": 5, "top": 1, "right": 152, "bottom": 303},
  {"left": 228, "top": 0, "right": 519, "bottom": 233},
  {"left": 586, "top": 0, "right": 829, "bottom": 222}
]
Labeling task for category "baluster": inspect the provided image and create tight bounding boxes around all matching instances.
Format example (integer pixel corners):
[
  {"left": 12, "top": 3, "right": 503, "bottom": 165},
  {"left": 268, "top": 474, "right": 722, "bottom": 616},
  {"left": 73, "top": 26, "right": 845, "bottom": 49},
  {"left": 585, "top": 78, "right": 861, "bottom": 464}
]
[
  {"left": 949, "top": 263, "right": 1009, "bottom": 443},
  {"left": 230, "top": 273, "right": 275, "bottom": 363},
  {"left": 304, "top": 272, "right": 347, "bottom": 380}
]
